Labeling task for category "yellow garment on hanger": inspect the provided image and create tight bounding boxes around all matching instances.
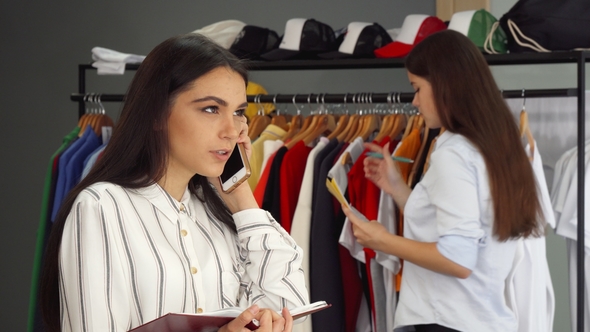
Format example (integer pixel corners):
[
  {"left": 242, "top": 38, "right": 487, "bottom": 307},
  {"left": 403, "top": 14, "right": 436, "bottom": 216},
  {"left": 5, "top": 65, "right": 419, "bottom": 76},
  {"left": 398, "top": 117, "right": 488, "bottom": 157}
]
[{"left": 248, "top": 124, "right": 287, "bottom": 191}]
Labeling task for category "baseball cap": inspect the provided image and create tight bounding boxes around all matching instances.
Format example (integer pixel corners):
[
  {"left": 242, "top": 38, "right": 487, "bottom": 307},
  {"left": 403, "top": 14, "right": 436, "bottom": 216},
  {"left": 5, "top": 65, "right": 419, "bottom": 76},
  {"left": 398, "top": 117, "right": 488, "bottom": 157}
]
[
  {"left": 448, "top": 9, "right": 507, "bottom": 53},
  {"left": 230, "top": 25, "right": 281, "bottom": 60},
  {"left": 260, "top": 18, "right": 337, "bottom": 61},
  {"left": 191, "top": 20, "right": 246, "bottom": 49},
  {"left": 318, "top": 22, "right": 393, "bottom": 59},
  {"left": 374, "top": 14, "right": 446, "bottom": 58}
]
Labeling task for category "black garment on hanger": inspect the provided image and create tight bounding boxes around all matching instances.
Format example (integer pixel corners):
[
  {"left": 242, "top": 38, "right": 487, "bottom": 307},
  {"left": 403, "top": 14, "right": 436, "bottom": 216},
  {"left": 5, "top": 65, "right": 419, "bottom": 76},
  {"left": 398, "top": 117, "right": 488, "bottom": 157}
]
[
  {"left": 262, "top": 146, "right": 288, "bottom": 223},
  {"left": 410, "top": 128, "right": 441, "bottom": 188},
  {"left": 310, "top": 139, "right": 346, "bottom": 332}
]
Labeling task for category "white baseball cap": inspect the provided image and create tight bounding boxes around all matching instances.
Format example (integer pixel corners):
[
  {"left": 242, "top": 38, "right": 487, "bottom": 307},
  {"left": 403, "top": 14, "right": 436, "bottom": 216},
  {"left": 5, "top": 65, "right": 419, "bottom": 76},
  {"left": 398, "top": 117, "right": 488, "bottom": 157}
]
[{"left": 191, "top": 20, "right": 247, "bottom": 49}]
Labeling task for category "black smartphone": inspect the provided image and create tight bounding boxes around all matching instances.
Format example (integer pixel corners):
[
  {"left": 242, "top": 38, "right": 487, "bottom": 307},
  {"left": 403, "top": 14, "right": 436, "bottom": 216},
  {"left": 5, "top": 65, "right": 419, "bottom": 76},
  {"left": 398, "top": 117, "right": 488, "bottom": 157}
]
[{"left": 219, "top": 143, "right": 251, "bottom": 193}]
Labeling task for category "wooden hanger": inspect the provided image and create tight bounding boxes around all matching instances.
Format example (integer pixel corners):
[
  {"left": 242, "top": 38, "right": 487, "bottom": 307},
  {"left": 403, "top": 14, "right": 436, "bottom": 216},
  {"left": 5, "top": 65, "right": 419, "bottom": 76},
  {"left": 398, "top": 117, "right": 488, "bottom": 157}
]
[
  {"left": 270, "top": 95, "right": 289, "bottom": 131},
  {"left": 389, "top": 114, "right": 407, "bottom": 140},
  {"left": 282, "top": 114, "right": 302, "bottom": 142},
  {"left": 374, "top": 114, "right": 394, "bottom": 142},
  {"left": 248, "top": 95, "right": 271, "bottom": 140},
  {"left": 374, "top": 93, "right": 398, "bottom": 142},
  {"left": 359, "top": 114, "right": 381, "bottom": 142},
  {"left": 78, "top": 94, "right": 115, "bottom": 138},
  {"left": 340, "top": 113, "right": 360, "bottom": 142},
  {"left": 402, "top": 114, "right": 416, "bottom": 140},
  {"left": 327, "top": 113, "right": 349, "bottom": 141},
  {"left": 77, "top": 94, "right": 94, "bottom": 136},
  {"left": 519, "top": 91, "right": 535, "bottom": 161},
  {"left": 301, "top": 114, "right": 336, "bottom": 146}
]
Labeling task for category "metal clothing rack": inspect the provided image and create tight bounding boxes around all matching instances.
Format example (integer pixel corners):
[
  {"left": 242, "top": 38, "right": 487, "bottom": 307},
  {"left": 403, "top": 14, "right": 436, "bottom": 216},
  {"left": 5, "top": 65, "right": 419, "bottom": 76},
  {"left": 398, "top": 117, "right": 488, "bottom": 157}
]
[{"left": 71, "top": 51, "right": 590, "bottom": 332}]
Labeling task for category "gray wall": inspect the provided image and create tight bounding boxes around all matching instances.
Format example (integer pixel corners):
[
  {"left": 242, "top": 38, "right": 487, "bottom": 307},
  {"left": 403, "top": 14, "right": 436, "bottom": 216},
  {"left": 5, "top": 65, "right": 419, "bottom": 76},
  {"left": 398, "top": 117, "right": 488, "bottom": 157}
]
[
  {"left": 0, "top": 1, "right": 578, "bottom": 331},
  {"left": 0, "top": 1, "right": 432, "bottom": 330}
]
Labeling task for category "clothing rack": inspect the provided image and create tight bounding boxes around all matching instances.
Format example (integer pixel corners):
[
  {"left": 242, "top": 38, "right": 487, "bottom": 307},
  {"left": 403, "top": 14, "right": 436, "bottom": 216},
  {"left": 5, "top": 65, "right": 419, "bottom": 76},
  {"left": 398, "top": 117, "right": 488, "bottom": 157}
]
[
  {"left": 71, "top": 51, "right": 590, "bottom": 332},
  {"left": 70, "top": 89, "right": 577, "bottom": 107}
]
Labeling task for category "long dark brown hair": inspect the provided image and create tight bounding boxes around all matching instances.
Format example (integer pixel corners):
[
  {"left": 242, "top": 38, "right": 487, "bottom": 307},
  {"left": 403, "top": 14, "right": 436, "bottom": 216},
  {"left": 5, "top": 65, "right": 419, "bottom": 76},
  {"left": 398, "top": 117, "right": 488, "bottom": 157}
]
[
  {"left": 405, "top": 30, "right": 543, "bottom": 241},
  {"left": 40, "top": 33, "right": 248, "bottom": 331}
]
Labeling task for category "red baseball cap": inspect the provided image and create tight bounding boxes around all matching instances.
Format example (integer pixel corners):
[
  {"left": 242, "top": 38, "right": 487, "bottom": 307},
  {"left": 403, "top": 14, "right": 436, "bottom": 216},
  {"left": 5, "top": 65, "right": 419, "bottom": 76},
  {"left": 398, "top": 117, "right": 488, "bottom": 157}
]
[{"left": 374, "top": 14, "right": 446, "bottom": 58}]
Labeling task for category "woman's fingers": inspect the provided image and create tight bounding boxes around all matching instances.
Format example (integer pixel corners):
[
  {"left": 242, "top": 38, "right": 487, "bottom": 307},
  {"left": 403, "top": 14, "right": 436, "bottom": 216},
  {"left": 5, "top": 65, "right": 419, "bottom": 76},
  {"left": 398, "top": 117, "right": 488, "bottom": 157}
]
[
  {"left": 282, "top": 307, "right": 293, "bottom": 332},
  {"left": 220, "top": 305, "right": 259, "bottom": 332}
]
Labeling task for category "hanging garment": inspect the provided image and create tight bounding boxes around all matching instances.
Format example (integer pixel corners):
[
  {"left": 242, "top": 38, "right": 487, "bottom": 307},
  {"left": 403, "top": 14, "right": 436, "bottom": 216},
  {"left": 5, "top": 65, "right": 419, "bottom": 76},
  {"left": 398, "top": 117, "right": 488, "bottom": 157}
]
[
  {"left": 329, "top": 137, "right": 368, "bottom": 332},
  {"left": 347, "top": 137, "right": 392, "bottom": 332},
  {"left": 291, "top": 137, "right": 329, "bottom": 332},
  {"left": 28, "top": 127, "right": 81, "bottom": 332},
  {"left": 51, "top": 125, "right": 101, "bottom": 222},
  {"left": 248, "top": 124, "right": 286, "bottom": 190},
  {"left": 279, "top": 141, "right": 313, "bottom": 233},
  {"left": 551, "top": 141, "right": 590, "bottom": 331},
  {"left": 309, "top": 139, "right": 346, "bottom": 332},
  {"left": 253, "top": 140, "right": 285, "bottom": 206},
  {"left": 81, "top": 143, "right": 107, "bottom": 180},
  {"left": 505, "top": 141, "right": 555, "bottom": 332},
  {"left": 261, "top": 146, "right": 288, "bottom": 222}
]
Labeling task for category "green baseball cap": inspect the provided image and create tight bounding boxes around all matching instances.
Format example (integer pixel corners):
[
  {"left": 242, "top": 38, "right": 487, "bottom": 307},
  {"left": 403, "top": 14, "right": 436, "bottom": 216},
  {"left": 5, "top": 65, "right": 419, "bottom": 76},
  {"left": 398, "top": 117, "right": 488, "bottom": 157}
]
[{"left": 448, "top": 9, "right": 507, "bottom": 53}]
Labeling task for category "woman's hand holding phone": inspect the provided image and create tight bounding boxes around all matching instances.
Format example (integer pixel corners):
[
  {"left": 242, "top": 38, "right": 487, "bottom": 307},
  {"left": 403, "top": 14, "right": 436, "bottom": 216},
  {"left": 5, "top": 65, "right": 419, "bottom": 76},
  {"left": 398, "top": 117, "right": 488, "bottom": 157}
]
[{"left": 209, "top": 119, "right": 259, "bottom": 213}]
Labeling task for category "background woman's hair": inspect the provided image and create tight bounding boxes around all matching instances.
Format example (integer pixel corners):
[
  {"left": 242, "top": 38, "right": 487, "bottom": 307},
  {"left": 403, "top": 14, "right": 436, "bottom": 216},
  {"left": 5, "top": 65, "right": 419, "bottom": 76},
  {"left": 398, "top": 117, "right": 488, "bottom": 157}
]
[
  {"left": 40, "top": 33, "right": 248, "bottom": 331},
  {"left": 405, "top": 29, "right": 543, "bottom": 241}
]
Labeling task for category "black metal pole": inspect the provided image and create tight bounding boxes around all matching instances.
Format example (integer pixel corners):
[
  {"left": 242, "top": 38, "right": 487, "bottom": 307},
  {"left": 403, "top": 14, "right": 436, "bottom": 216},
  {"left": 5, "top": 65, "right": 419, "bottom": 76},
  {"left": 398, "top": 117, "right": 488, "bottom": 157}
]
[
  {"left": 70, "top": 88, "right": 577, "bottom": 104},
  {"left": 577, "top": 52, "right": 587, "bottom": 332},
  {"left": 78, "top": 64, "right": 86, "bottom": 119}
]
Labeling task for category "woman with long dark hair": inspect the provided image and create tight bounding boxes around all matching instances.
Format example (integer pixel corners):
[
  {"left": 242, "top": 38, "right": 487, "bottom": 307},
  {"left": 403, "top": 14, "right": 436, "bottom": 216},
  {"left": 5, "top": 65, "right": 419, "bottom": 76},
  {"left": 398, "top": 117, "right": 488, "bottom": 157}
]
[
  {"left": 343, "top": 30, "right": 544, "bottom": 332},
  {"left": 40, "top": 33, "right": 307, "bottom": 332}
]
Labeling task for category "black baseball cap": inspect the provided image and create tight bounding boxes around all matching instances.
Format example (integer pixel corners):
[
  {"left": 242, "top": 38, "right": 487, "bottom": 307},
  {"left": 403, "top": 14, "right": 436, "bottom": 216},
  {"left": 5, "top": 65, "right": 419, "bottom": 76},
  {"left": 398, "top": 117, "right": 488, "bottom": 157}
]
[
  {"left": 260, "top": 18, "right": 338, "bottom": 61},
  {"left": 229, "top": 25, "right": 281, "bottom": 60},
  {"left": 318, "top": 22, "right": 393, "bottom": 59}
]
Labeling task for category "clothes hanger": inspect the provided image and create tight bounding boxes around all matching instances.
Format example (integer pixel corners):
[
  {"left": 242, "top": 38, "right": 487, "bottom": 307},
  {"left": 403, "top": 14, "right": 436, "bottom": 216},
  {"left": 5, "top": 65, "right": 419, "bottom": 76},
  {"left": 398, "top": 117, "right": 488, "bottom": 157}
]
[
  {"left": 301, "top": 94, "right": 336, "bottom": 145},
  {"left": 270, "top": 94, "right": 289, "bottom": 131},
  {"left": 286, "top": 94, "right": 336, "bottom": 149},
  {"left": 519, "top": 89, "right": 535, "bottom": 161},
  {"left": 357, "top": 93, "right": 382, "bottom": 142},
  {"left": 91, "top": 94, "right": 115, "bottom": 137},
  {"left": 78, "top": 93, "right": 100, "bottom": 137},
  {"left": 389, "top": 93, "right": 408, "bottom": 140},
  {"left": 402, "top": 113, "right": 415, "bottom": 140},
  {"left": 286, "top": 94, "right": 318, "bottom": 147},
  {"left": 340, "top": 94, "right": 361, "bottom": 142},
  {"left": 327, "top": 94, "right": 350, "bottom": 141},
  {"left": 248, "top": 94, "right": 271, "bottom": 140},
  {"left": 347, "top": 93, "right": 372, "bottom": 143},
  {"left": 281, "top": 94, "right": 303, "bottom": 142},
  {"left": 374, "top": 92, "right": 397, "bottom": 142},
  {"left": 347, "top": 93, "right": 368, "bottom": 142}
]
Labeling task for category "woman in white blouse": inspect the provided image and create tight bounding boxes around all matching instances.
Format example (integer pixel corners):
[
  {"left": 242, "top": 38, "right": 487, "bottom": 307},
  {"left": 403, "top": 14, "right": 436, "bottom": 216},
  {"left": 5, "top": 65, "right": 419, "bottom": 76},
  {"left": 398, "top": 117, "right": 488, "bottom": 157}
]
[
  {"left": 343, "top": 30, "right": 544, "bottom": 332},
  {"left": 41, "top": 34, "right": 308, "bottom": 332}
]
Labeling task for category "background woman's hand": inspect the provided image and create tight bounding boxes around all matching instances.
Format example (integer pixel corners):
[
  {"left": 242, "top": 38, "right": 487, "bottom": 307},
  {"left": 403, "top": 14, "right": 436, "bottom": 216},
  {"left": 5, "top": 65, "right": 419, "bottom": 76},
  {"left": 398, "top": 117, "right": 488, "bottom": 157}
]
[
  {"left": 342, "top": 205, "right": 389, "bottom": 252},
  {"left": 363, "top": 142, "right": 403, "bottom": 196}
]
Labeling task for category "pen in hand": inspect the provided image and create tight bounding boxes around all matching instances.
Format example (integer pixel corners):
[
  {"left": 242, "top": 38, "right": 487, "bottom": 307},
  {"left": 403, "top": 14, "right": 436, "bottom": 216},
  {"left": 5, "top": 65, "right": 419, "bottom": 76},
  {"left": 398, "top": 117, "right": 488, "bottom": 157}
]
[{"left": 365, "top": 152, "right": 414, "bottom": 163}]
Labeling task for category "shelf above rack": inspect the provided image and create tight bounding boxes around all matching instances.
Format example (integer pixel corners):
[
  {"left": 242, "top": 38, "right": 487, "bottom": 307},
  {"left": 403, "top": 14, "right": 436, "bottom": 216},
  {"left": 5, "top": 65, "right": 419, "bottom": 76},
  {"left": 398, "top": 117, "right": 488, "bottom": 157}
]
[{"left": 78, "top": 50, "right": 590, "bottom": 72}]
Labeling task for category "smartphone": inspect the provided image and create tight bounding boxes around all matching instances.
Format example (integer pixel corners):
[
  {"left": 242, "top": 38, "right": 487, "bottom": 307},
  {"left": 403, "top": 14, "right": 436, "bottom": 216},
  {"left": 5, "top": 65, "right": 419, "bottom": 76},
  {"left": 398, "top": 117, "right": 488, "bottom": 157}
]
[{"left": 219, "top": 143, "right": 251, "bottom": 193}]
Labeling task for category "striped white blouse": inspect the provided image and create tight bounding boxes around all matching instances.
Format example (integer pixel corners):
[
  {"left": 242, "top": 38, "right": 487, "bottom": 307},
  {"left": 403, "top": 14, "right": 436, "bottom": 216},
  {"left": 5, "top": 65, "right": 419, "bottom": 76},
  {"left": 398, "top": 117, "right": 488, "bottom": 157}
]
[{"left": 59, "top": 182, "right": 308, "bottom": 331}]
